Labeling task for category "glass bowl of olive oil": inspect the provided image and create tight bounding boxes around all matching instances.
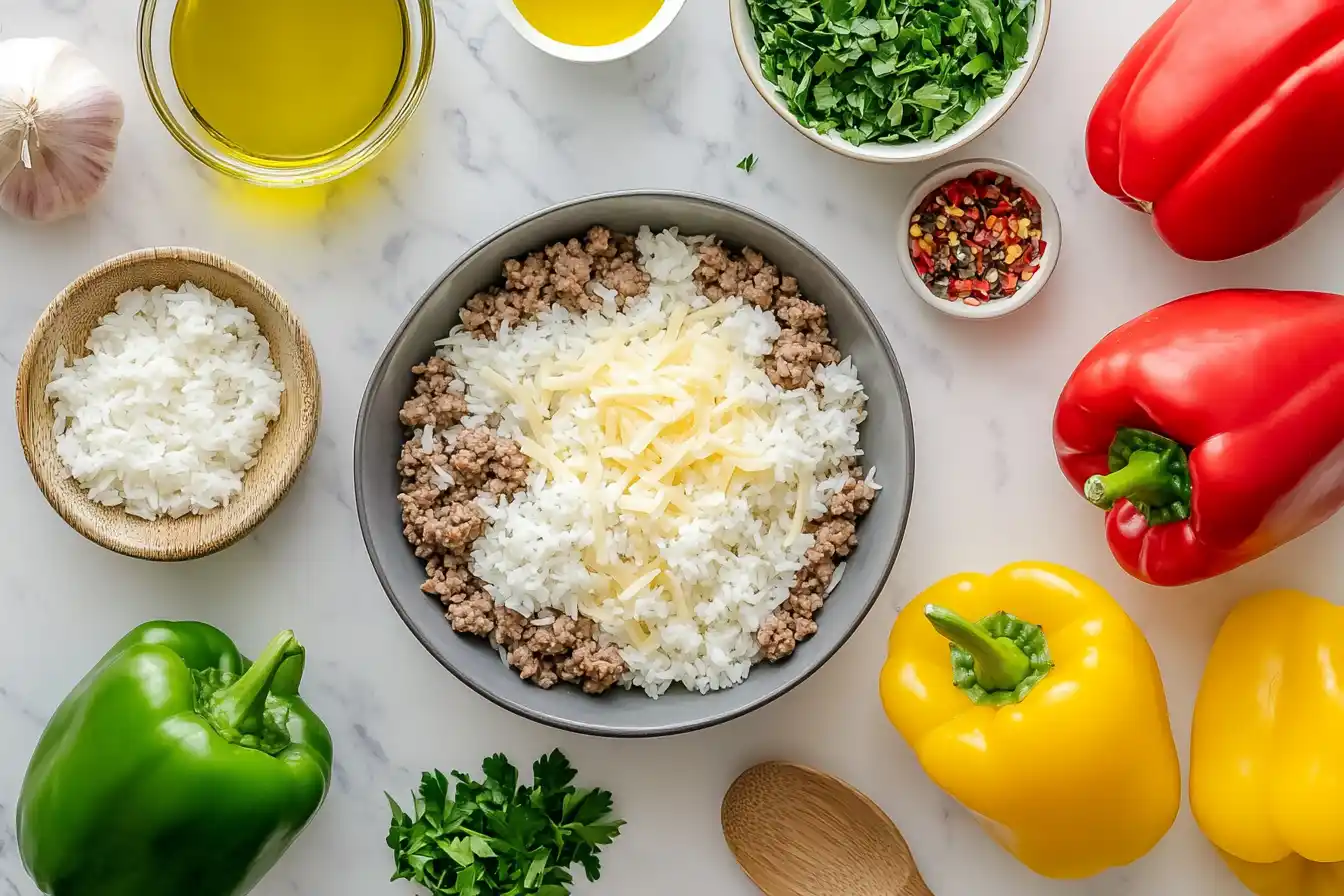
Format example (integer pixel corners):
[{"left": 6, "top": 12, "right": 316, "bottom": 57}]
[{"left": 138, "top": 0, "right": 434, "bottom": 187}]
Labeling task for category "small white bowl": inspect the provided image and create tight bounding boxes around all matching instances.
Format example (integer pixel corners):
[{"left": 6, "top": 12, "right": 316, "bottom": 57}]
[
  {"left": 898, "top": 158, "right": 1061, "bottom": 320},
  {"left": 499, "top": 0, "right": 687, "bottom": 63},
  {"left": 729, "top": 0, "right": 1051, "bottom": 164}
]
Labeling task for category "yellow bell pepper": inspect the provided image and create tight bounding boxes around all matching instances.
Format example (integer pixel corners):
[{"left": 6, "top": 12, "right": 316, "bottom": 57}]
[
  {"left": 1191, "top": 589, "right": 1344, "bottom": 896},
  {"left": 879, "top": 561, "right": 1181, "bottom": 879}
]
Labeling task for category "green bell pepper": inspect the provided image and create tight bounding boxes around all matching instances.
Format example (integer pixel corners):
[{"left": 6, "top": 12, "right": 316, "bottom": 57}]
[{"left": 17, "top": 621, "right": 333, "bottom": 896}]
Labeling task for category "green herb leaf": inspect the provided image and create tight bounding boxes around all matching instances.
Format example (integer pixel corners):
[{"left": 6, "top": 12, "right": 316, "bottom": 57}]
[
  {"left": 1003, "top": 19, "right": 1030, "bottom": 63},
  {"left": 1006, "top": 0, "right": 1033, "bottom": 25},
  {"left": 814, "top": 54, "right": 848, "bottom": 76},
  {"left": 966, "top": 0, "right": 1002, "bottom": 51},
  {"left": 961, "top": 52, "right": 995, "bottom": 77},
  {"left": 736, "top": 153, "right": 759, "bottom": 173},
  {"left": 455, "top": 865, "right": 480, "bottom": 896},
  {"left": 745, "top": 0, "right": 1036, "bottom": 146},
  {"left": 910, "top": 83, "right": 953, "bottom": 110},
  {"left": 482, "top": 753, "right": 519, "bottom": 799},
  {"left": 525, "top": 852, "right": 550, "bottom": 888},
  {"left": 386, "top": 751, "right": 624, "bottom": 896}
]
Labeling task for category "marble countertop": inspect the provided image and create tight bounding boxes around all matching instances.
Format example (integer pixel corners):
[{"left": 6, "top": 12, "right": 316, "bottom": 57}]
[{"left": 1, "top": 2, "right": 1338, "bottom": 894}]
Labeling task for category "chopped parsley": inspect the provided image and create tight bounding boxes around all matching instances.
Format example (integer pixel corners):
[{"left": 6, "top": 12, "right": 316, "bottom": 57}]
[
  {"left": 746, "top": 0, "right": 1037, "bottom": 146},
  {"left": 737, "top": 153, "right": 759, "bottom": 173}
]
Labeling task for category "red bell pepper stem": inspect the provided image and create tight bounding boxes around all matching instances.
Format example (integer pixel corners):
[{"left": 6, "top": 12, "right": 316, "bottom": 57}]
[
  {"left": 1085, "top": 451, "right": 1176, "bottom": 510},
  {"left": 1081, "top": 427, "right": 1193, "bottom": 526}
]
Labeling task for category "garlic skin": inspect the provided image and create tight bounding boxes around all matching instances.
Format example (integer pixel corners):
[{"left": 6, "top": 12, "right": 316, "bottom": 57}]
[{"left": 0, "top": 38, "right": 125, "bottom": 223}]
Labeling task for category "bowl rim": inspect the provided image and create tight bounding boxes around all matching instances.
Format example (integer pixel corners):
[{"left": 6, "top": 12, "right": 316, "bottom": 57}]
[
  {"left": 136, "top": 0, "right": 436, "bottom": 187},
  {"left": 897, "top": 157, "right": 1062, "bottom": 320},
  {"left": 14, "top": 247, "right": 322, "bottom": 561},
  {"left": 354, "top": 189, "right": 915, "bottom": 737},
  {"left": 728, "top": 0, "right": 1053, "bottom": 164},
  {"left": 496, "top": 0, "right": 689, "bottom": 63}
]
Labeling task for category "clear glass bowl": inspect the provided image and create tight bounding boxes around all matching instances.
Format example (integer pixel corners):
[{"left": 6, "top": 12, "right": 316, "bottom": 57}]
[{"left": 138, "top": 0, "right": 435, "bottom": 187}]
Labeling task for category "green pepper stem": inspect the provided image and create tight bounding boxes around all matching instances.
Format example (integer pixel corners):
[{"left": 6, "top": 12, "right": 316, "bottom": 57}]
[
  {"left": 925, "top": 605, "right": 1030, "bottom": 691},
  {"left": 207, "top": 630, "right": 303, "bottom": 746},
  {"left": 1084, "top": 450, "right": 1175, "bottom": 510}
]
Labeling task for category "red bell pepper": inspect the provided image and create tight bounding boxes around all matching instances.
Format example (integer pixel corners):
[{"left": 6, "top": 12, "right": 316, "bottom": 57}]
[
  {"left": 1086, "top": 0, "right": 1344, "bottom": 261},
  {"left": 1053, "top": 290, "right": 1344, "bottom": 586}
]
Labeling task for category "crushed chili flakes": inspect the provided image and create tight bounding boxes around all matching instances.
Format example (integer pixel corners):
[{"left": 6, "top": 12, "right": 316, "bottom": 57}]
[{"left": 908, "top": 169, "right": 1045, "bottom": 306}]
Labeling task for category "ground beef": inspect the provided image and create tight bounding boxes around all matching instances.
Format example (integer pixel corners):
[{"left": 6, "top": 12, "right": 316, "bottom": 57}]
[
  {"left": 775, "top": 292, "right": 829, "bottom": 333},
  {"left": 399, "top": 357, "right": 469, "bottom": 429},
  {"left": 557, "top": 640, "right": 626, "bottom": 694},
  {"left": 545, "top": 239, "right": 594, "bottom": 308},
  {"left": 448, "top": 594, "right": 496, "bottom": 638},
  {"left": 459, "top": 226, "right": 648, "bottom": 339},
  {"left": 493, "top": 607, "right": 529, "bottom": 646},
  {"left": 421, "top": 556, "right": 474, "bottom": 602},
  {"left": 589, "top": 228, "right": 649, "bottom": 299},
  {"left": 693, "top": 242, "right": 842, "bottom": 389},
  {"left": 399, "top": 227, "right": 872, "bottom": 690},
  {"left": 495, "top": 615, "right": 626, "bottom": 694},
  {"left": 450, "top": 427, "right": 529, "bottom": 496},
  {"left": 759, "top": 472, "right": 874, "bottom": 662},
  {"left": 693, "top": 243, "right": 781, "bottom": 308},
  {"left": 506, "top": 647, "right": 560, "bottom": 690},
  {"left": 766, "top": 329, "right": 842, "bottom": 390},
  {"left": 757, "top": 612, "right": 819, "bottom": 663},
  {"left": 460, "top": 254, "right": 552, "bottom": 339},
  {"left": 398, "top": 418, "right": 527, "bottom": 558},
  {"left": 828, "top": 469, "right": 878, "bottom": 518}
]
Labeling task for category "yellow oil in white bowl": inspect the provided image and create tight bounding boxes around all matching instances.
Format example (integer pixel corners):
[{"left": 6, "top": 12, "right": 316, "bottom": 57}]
[{"left": 514, "top": 0, "right": 663, "bottom": 46}]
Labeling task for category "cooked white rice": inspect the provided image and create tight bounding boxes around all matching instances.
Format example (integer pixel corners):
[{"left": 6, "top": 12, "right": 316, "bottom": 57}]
[
  {"left": 45, "top": 283, "right": 284, "bottom": 521},
  {"left": 434, "top": 228, "right": 875, "bottom": 697}
]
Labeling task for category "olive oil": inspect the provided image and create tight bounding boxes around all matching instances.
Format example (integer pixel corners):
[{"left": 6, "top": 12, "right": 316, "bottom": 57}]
[
  {"left": 170, "top": 0, "right": 409, "bottom": 161},
  {"left": 514, "top": 0, "right": 664, "bottom": 47}
]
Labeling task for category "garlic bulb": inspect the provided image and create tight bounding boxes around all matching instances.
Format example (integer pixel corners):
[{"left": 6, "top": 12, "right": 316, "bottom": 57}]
[{"left": 0, "top": 38, "right": 124, "bottom": 223}]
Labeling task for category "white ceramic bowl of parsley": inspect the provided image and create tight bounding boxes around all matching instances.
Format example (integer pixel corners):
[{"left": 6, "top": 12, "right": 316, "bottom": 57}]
[{"left": 729, "top": 0, "right": 1052, "bottom": 163}]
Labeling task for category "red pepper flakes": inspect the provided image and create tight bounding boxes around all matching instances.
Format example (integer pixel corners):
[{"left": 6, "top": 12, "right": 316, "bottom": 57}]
[{"left": 908, "top": 169, "right": 1045, "bottom": 305}]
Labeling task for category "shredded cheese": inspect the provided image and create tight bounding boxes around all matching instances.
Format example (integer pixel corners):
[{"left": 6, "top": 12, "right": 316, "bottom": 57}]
[
  {"left": 495, "top": 301, "right": 822, "bottom": 625},
  {"left": 787, "top": 469, "right": 814, "bottom": 546}
]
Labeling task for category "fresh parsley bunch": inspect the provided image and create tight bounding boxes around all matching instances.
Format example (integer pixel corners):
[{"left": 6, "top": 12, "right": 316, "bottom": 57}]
[
  {"left": 747, "top": 0, "right": 1037, "bottom": 145},
  {"left": 387, "top": 750, "right": 625, "bottom": 896}
]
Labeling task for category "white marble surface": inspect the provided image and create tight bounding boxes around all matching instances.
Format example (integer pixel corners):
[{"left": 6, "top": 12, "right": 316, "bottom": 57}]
[{"left": 1, "top": 2, "right": 1340, "bottom": 894}]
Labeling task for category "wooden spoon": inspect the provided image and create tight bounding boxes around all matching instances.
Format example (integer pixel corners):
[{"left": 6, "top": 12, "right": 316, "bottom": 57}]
[{"left": 722, "top": 761, "right": 934, "bottom": 896}]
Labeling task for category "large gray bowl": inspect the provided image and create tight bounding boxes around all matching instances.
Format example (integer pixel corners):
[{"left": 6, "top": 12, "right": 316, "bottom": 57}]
[{"left": 355, "top": 192, "right": 914, "bottom": 737}]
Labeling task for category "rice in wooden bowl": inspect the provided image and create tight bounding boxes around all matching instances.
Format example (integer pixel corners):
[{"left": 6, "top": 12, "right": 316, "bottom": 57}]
[{"left": 16, "top": 248, "right": 321, "bottom": 561}]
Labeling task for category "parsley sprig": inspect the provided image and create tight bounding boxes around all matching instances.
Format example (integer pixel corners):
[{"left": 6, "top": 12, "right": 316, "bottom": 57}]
[
  {"left": 746, "top": 0, "right": 1037, "bottom": 146},
  {"left": 387, "top": 750, "right": 624, "bottom": 896}
]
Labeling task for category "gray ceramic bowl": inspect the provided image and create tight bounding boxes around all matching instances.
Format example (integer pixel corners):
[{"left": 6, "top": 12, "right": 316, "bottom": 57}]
[{"left": 355, "top": 192, "right": 915, "bottom": 737}]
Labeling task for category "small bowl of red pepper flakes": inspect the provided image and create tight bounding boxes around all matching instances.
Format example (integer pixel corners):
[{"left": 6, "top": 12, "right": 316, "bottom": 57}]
[{"left": 900, "top": 159, "right": 1061, "bottom": 320}]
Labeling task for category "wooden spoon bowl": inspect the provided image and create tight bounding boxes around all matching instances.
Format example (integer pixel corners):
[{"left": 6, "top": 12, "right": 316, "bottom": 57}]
[
  {"left": 722, "top": 761, "right": 933, "bottom": 896},
  {"left": 15, "top": 248, "right": 320, "bottom": 561}
]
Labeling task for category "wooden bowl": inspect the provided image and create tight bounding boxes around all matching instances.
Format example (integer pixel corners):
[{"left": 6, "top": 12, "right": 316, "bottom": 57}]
[{"left": 15, "top": 248, "right": 321, "bottom": 561}]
